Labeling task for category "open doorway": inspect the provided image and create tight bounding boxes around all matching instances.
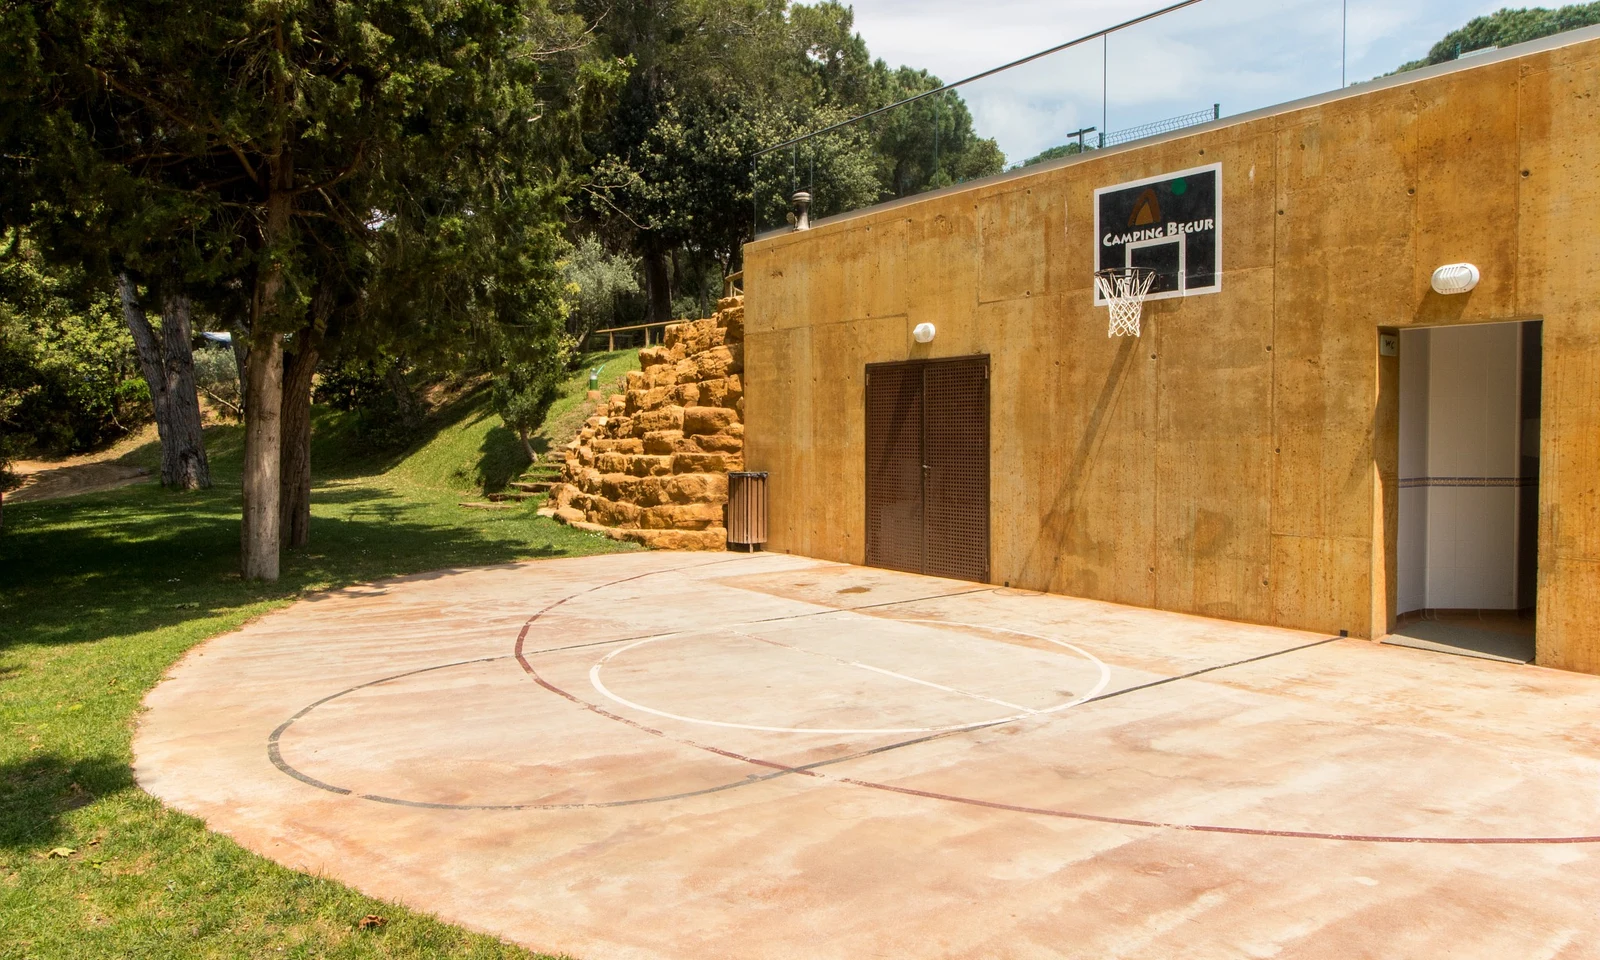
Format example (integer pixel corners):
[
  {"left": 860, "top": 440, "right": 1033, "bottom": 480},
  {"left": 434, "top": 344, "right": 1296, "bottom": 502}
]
[{"left": 1391, "top": 320, "right": 1540, "bottom": 663}]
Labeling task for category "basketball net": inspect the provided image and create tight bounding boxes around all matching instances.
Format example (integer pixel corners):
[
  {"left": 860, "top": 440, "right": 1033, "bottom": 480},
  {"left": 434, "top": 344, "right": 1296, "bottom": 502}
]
[{"left": 1094, "top": 267, "right": 1156, "bottom": 337}]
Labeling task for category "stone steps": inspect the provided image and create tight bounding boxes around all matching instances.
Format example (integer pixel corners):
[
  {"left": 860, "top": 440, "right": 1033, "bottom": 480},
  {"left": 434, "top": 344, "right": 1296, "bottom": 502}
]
[{"left": 459, "top": 501, "right": 516, "bottom": 511}]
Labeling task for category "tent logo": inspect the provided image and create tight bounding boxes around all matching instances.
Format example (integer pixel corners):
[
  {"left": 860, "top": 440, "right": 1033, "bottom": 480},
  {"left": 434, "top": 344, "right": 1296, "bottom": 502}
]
[{"left": 1130, "top": 188, "right": 1162, "bottom": 227}]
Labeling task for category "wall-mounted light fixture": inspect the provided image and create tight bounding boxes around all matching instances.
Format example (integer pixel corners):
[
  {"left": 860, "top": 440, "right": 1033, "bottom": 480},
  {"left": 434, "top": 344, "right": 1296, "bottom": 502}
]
[
  {"left": 1431, "top": 263, "right": 1480, "bottom": 295},
  {"left": 912, "top": 322, "right": 936, "bottom": 343}
]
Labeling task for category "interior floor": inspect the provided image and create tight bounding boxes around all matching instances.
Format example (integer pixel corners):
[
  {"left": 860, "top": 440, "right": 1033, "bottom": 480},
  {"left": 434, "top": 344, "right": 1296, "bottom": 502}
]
[{"left": 1385, "top": 609, "right": 1536, "bottom": 663}]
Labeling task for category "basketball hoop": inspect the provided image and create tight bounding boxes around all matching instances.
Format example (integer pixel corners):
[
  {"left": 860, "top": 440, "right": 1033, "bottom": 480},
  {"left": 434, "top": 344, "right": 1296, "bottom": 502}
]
[{"left": 1095, "top": 267, "right": 1156, "bottom": 337}]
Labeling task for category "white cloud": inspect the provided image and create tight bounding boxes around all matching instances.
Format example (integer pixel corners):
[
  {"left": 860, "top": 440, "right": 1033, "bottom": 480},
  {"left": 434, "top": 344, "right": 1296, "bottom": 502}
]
[{"left": 848, "top": 0, "right": 1511, "bottom": 163}]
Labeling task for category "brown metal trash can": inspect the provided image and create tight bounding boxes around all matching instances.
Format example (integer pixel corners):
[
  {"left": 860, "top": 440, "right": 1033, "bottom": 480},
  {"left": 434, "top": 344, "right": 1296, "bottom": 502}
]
[{"left": 726, "top": 471, "right": 768, "bottom": 550}]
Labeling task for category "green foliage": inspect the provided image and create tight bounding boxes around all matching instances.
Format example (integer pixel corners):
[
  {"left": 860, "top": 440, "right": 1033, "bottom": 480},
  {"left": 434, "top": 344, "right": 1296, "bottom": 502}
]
[
  {"left": 866, "top": 70, "right": 1005, "bottom": 198},
  {"left": 492, "top": 336, "right": 574, "bottom": 457},
  {"left": 0, "top": 237, "right": 144, "bottom": 455},
  {"left": 191, "top": 345, "right": 240, "bottom": 419},
  {"left": 312, "top": 358, "right": 425, "bottom": 453},
  {"left": 1020, "top": 142, "right": 1091, "bottom": 167},
  {"left": 580, "top": 0, "right": 1000, "bottom": 302},
  {"left": 1395, "top": 3, "right": 1600, "bottom": 72},
  {"left": 562, "top": 235, "right": 642, "bottom": 342}
]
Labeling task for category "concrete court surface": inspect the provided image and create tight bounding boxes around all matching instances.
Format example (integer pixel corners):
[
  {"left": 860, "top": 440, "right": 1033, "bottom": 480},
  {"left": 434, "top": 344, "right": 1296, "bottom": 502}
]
[{"left": 134, "top": 552, "right": 1600, "bottom": 959}]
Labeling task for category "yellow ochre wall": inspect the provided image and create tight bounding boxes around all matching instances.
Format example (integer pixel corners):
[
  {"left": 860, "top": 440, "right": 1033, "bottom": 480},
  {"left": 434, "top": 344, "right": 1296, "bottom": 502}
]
[{"left": 742, "top": 32, "right": 1600, "bottom": 674}]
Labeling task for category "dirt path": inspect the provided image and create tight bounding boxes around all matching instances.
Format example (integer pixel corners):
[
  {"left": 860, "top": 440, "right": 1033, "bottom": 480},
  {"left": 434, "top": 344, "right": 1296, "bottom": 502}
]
[
  {"left": 6, "top": 425, "right": 158, "bottom": 503},
  {"left": 7, "top": 460, "right": 153, "bottom": 503}
]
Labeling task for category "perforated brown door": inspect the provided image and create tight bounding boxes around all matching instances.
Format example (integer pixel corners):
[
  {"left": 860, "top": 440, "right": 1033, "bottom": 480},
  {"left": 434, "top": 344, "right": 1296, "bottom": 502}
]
[
  {"left": 923, "top": 359, "right": 990, "bottom": 582},
  {"left": 864, "top": 357, "right": 989, "bottom": 582},
  {"left": 865, "top": 362, "right": 924, "bottom": 575}
]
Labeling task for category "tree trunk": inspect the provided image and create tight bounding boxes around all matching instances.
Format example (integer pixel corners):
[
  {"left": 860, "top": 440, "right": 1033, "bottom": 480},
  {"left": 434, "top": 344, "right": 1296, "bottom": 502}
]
[
  {"left": 240, "top": 177, "right": 293, "bottom": 581},
  {"left": 241, "top": 335, "right": 284, "bottom": 580},
  {"left": 117, "top": 274, "right": 211, "bottom": 490},
  {"left": 230, "top": 323, "right": 251, "bottom": 419},
  {"left": 642, "top": 246, "right": 672, "bottom": 326},
  {"left": 279, "top": 325, "right": 321, "bottom": 549},
  {"left": 159, "top": 289, "right": 212, "bottom": 489},
  {"left": 518, "top": 426, "right": 535, "bottom": 463}
]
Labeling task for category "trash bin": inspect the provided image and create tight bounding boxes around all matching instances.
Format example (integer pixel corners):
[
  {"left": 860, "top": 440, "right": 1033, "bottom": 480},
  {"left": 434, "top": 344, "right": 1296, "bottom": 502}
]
[{"left": 726, "top": 471, "right": 768, "bottom": 551}]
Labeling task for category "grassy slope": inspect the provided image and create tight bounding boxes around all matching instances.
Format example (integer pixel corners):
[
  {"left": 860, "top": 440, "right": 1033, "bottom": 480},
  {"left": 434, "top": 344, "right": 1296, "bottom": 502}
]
[{"left": 0, "top": 354, "right": 639, "bottom": 959}]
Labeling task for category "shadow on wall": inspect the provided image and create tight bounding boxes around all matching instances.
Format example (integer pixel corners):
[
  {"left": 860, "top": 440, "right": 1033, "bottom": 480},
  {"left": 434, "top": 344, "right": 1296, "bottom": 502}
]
[{"left": 1021, "top": 335, "right": 1141, "bottom": 592}]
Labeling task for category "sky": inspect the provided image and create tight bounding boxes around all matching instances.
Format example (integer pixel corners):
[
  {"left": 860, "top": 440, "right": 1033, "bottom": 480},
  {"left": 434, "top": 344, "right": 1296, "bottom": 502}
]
[{"left": 847, "top": 0, "right": 1510, "bottom": 163}]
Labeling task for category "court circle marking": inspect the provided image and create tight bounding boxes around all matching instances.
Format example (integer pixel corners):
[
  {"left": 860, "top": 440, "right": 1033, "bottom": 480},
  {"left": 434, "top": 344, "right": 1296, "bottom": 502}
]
[{"left": 586, "top": 617, "right": 1113, "bottom": 735}]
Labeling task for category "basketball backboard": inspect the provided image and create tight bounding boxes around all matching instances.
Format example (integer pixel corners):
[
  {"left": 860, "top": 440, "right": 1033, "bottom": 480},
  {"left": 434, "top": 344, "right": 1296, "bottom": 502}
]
[{"left": 1094, "top": 163, "right": 1221, "bottom": 303}]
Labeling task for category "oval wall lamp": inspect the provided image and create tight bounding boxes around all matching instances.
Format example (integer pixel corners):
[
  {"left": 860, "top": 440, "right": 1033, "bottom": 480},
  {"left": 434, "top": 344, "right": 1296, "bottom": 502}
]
[
  {"left": 912, "top": 322, "right": 936, "bottom": 343},
  {"left": 1431, "top": 263, "right": 1481, "bottom": 295}
]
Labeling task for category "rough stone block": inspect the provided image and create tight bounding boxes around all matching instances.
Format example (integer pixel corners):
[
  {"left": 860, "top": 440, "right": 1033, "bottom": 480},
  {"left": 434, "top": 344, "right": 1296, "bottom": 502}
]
[
  {"left": 645, "top": 363, "right": 679, "bottom": 389},
  {"left": 695, "top": 433, "right": 743, "bottom": 455},
  {"left": 672, "top": 452, "right": 727, "bottom": 473},
  {"left": 598, "top": 473, "right": 637, "bottom": 502},
  {"left": 643, "top": 430, "right": 683, "bottom": 455},
  {"left": 591, "top": 497, "right": 641, "bottom": 527},
  {"left": 694, "top": 345, "right": 735, "bottom": 381},
  {"left": 639, "top": 345, "right": 675, "bottom": 368},
  {"left": 555, "top": 505, "right": 586, "bottom": 525},
  {"left": 698, "top": 376, "right": 744, "bottom": 409},
  {"left": 592, "top": 438, "right": 643, "bottom": 454},
  {"left": 666, "top": 383, "right": 701, "bottom": 407},
  {"left": 624, "top": 370, "right": 645, "bottom": 391},
  {"left": 624, "top": 454, "right": 673, "bottom": 477},
  {"left": 683, "top": 406, "right": 739, "bottom": 436},
  {"left": 617, "top": 527, "right": 728, "bottom": 551},
  {"left": 674, "top": 359, "right": 699, "bottom": 385},
  {"left": 633, "top": 405, "right": 685, "bottom": 433},
  {"left": 595, "top": 453, "right": 628, "bottom": 474},
  {"left": 665, "top": 473, "right": 728, "bottom": 504},
  {"left": 626, "top": 386, "right": 668, "bottom": 415},
  {"left": 640, "top": 501, "right": 724, "bottom": 530}
]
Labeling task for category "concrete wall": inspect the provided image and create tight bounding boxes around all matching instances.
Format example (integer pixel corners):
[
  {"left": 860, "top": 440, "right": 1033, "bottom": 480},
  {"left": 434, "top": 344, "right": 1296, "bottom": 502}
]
[{"left": 742, "top": 30, "right": 1600, "bottom": 674}]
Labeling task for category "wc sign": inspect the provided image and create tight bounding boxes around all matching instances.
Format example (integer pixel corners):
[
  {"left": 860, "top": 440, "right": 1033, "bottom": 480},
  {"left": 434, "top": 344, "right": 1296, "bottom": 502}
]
[{"left": 1094, "top": 163, "right": 1221, "bottom": 303}]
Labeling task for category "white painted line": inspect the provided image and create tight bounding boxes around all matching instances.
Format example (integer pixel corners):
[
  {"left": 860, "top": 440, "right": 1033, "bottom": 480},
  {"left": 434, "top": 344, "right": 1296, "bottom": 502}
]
[
  {"left": 735, "top": 628, "right": 1038, "bottom": 713},
  {"left": 586, "top": 618, "right": 1112, "bottom": 736}
]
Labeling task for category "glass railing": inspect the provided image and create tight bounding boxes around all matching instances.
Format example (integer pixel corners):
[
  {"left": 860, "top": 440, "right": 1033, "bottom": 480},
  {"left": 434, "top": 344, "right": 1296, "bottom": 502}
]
[{"left": 753, "top": 0, "right": 1437, "bottom": 236}]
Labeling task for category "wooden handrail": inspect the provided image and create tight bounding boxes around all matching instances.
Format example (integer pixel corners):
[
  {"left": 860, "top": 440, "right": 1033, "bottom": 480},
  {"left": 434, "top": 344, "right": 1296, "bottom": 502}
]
[
  {"left": 589, "top": 319, "right": 674, "bottom": 351},
  {"left": 591, "top": 320, "right": 673, "bottom": 334}
]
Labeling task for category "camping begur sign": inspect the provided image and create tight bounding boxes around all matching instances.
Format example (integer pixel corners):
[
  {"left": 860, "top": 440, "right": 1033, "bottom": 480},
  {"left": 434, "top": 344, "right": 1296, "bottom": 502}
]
[{"left": 1094, "top": 162, "right": 1221, "bottom": 303}]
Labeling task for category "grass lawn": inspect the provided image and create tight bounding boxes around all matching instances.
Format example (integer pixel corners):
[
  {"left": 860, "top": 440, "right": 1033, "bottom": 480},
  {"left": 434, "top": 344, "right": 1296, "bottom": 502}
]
[{"left": 0, "top": 355, "right": 640, "bottom": 958}]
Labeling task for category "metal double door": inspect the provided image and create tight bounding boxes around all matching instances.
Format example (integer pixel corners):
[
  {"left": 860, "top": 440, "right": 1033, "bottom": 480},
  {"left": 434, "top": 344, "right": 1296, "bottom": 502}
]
[{"left": 864, "top": 356, "right": 990, "bottom": 583}]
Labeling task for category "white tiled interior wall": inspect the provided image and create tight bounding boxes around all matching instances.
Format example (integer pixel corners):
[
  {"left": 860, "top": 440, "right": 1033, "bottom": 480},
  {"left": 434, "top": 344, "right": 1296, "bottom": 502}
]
[
  {"left": 1397, "top": 330, "right": 1430, "bottom": 614},
  {"left": 1397, "top": 324, "right": 1524, "bottom": 613}
]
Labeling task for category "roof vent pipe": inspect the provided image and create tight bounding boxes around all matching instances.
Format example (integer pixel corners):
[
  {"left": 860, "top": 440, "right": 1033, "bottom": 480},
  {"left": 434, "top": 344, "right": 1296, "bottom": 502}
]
[{"left": 790, "top": 191, "right": 811, "bottom": 231}]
